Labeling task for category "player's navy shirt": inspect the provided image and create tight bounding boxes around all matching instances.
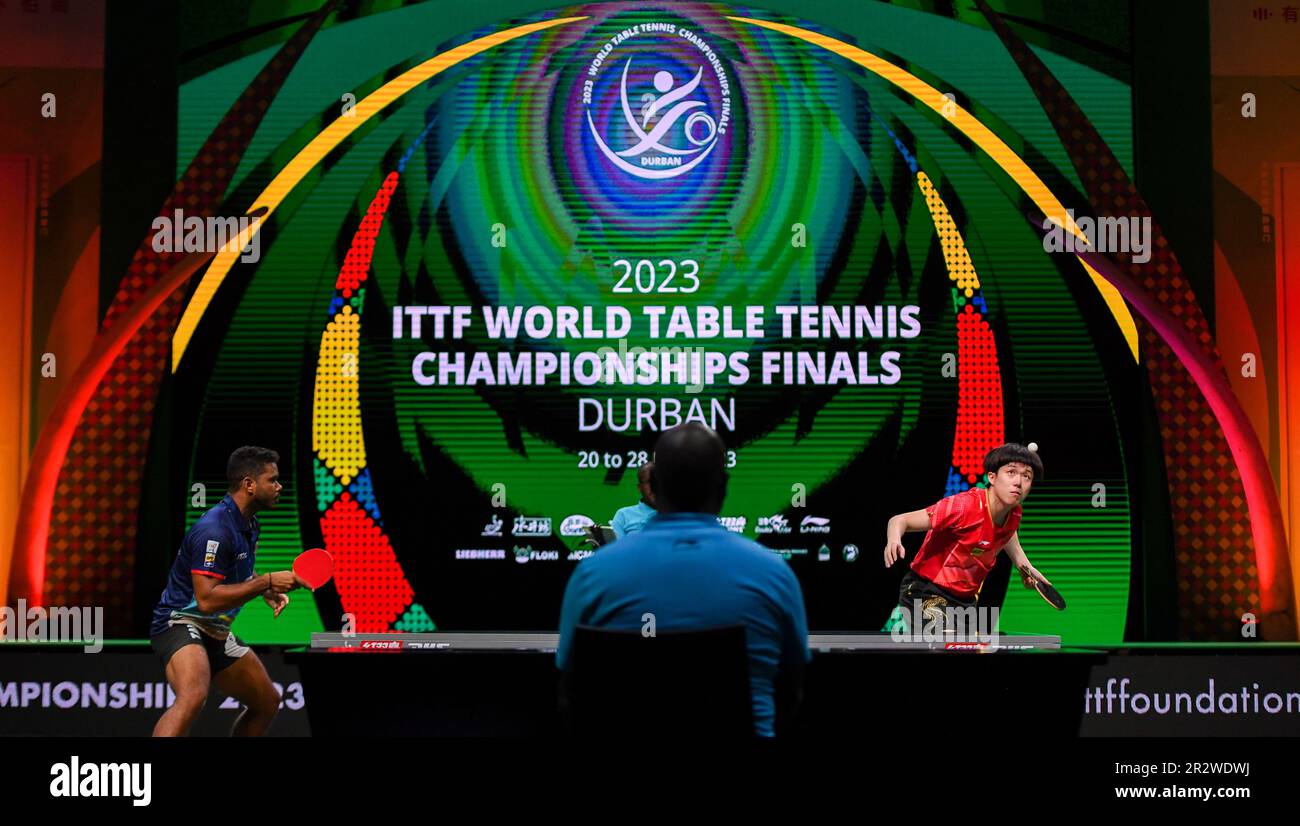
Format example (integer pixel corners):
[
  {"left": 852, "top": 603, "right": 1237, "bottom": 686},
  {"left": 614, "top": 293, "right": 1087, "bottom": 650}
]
[
  {"left": 150, "top": 494, "right": 260, "bottom": 638},
  {"left": 557, "top": 512, "right": 810, "bottom": 737}
]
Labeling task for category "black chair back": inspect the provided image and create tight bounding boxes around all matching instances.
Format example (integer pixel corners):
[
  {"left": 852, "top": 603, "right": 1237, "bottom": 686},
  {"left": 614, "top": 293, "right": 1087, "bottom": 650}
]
[{"left": 562, "top": 624, "right": 753, "bottom": 737}]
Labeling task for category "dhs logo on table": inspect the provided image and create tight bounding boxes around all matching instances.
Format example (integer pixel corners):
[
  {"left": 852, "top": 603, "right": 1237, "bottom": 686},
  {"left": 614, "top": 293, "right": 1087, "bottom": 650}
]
[
  {"left": 717, "top": 516, "right": 746, "bottom": 533},
  {"left": 360, "top": 640, "right": 404, "bottom": 651},
  {"left": 580, "top": 21, "right": 732, "bottom": 181}
]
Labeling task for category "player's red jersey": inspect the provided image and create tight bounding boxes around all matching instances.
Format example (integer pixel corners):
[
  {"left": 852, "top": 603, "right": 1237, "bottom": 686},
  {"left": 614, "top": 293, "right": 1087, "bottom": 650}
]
[{"left": 910, "top": 487, "right": 1021, "bottom": 600}]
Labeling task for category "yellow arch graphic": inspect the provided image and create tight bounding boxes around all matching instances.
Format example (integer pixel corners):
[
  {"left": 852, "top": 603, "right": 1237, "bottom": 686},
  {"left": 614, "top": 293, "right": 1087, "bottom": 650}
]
[
  {"left": 171, "top": 16, "right": 587, "bottom": 371},
  {"left": 173, "top": 14, "right": 1138, "bottom": 367},
  {"left": 727, "top": 16, "right": 1139, "bottom": 361},
  {"left": 918, "top": 171, "right": 982, "bottom": 295}
]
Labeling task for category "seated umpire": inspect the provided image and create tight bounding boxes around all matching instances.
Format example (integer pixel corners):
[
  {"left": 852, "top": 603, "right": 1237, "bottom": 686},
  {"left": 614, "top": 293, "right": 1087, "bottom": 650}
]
[
  {"left": 610, "top": 461, "right": 656, "bottom": 539},
  {"left": 556, "top": 423, "right": 810, "bottom": 736}
]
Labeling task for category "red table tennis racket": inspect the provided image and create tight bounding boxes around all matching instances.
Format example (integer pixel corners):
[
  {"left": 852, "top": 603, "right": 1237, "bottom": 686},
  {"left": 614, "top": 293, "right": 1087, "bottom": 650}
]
[{"left": 293, "top": 548, "right": 334, "bottom": 591}]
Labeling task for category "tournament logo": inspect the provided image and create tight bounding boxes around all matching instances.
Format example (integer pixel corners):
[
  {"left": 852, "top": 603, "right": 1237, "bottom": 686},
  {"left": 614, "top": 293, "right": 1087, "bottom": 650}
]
[
  {"left": 578, "top": 20, "right": 733, "bottom": 181},
  {"left": 582, "top": 21, "right": 733, "bottom": 180}
]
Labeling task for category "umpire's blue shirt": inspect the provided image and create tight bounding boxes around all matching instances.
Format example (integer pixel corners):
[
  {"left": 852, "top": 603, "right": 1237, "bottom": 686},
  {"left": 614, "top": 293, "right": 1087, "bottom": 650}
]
[
  {"left": 611, "top": 501, "right": 656, "bottom": 538},
  {"left": 557, "top": 512, "right": 811, "bottom": 736}
]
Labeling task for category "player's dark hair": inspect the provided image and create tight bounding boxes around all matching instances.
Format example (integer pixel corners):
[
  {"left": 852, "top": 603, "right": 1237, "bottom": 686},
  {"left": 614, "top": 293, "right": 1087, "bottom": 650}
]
[
  {"left": 983, "top": 443, "right": 1043, "bottom": 480},
  {"left": 227, "top": 446, "right": 280, "bottom": 491}
]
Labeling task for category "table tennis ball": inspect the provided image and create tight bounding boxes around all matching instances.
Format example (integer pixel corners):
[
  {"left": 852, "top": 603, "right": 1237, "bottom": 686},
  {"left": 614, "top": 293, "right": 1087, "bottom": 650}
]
[{"left": 1027, "top": 442, "right": 1039, "bottom": 453}]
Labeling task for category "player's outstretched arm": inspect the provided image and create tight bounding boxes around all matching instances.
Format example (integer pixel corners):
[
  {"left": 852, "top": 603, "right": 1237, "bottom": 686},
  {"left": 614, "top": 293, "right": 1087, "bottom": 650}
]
[
  {"left": 193, "top": 570, "right": 299, "bottom": 614},
  {"left": 1003, "top": 532, "right": 1050, "bottom": 587},
  {"left": 883, "top": 508, "right": 932, "bottom": 567}
]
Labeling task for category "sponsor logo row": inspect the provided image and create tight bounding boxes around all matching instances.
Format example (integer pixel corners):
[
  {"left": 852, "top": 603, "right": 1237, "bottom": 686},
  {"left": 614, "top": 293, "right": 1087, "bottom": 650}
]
[
  {"left": 454, "top": 543, "right": 859, "bottom": 562},
  {"left": 481, "top": 513, "right": 835, "bottom": 538},
  {"left": 454, "top": 546, "right": 594, "bottom": 562}
]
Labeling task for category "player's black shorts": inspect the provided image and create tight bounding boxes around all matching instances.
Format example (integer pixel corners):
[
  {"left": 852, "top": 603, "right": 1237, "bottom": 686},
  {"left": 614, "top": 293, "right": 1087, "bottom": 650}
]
[
  {"left": 896, "top": 570, "right": 978, "bottom": 612},
  {"left": 150, "top": 623, "right": 250, "bottom": 674}
]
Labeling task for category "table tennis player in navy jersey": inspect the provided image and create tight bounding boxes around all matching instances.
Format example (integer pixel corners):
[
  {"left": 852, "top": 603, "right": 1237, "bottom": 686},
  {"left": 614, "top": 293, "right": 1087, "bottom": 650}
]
[
  {"left": 882, "top": 443, "right": 1052, "bottom": 630},
  {"left": 149, "top": 446, "right": 306, "bottom": 736}
]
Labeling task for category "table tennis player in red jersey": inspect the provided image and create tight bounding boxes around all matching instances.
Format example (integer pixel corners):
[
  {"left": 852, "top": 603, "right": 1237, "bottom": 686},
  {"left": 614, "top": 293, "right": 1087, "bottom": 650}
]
[{"left": 882, "top": 443, "right": 1052, "bottom": 631}]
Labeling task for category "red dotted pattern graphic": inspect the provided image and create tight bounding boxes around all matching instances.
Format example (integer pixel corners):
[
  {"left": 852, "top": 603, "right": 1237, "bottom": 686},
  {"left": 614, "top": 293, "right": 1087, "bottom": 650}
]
[
  {"left": 334, "top": 171, "right": 399, "bottom": 297},
  {"left": 35, "top": 5, "right": 337, "bottom": 631},
  {"left": 954, "top": 306, "right": 1004, "bottom": 484},
  {"left": 978, "top": 0, "right": 1265, "bottom": 637},
  {"left": 320, "top": 494, "right": 414, "bottom": 632},
  {"left": 315, "top": 172, "right": 421, "bottom": 632}
]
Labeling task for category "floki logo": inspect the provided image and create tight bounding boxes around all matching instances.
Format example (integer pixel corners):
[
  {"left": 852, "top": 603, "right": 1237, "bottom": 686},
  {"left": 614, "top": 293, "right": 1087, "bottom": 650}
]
[
  {"left": 513, "top": 545, "right": 560, "bottom": 564},
  {"left": 581, "top": 21, "right": 731, "bottom": 180}
]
